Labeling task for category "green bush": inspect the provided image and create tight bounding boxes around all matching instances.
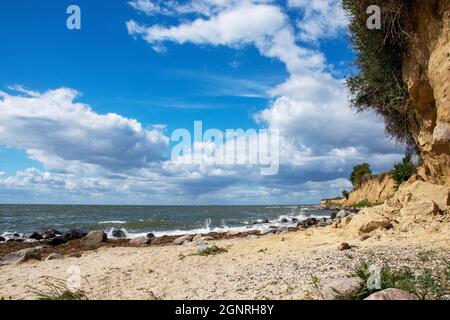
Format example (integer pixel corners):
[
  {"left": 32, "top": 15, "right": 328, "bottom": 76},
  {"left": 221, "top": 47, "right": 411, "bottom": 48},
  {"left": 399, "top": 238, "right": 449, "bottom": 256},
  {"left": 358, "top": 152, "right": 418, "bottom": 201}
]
[
  {"left": 350, "top": 163, "right": 372, "bottom": 187},
  {"left": 342, "top": 0, "right": 417, "bottom": 148},
  {"left": 391, "top": 154, "right": 416, "bottom": 189}
]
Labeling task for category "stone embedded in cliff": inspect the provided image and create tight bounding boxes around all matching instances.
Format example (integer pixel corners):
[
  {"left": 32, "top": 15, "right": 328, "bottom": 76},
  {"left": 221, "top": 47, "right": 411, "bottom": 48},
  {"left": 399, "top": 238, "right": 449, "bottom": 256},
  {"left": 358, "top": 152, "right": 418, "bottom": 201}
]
[
  {"left": 346, "top": 207, "right": 392, "bottom": 235},
  {"left": 433, "top": 122, "right": 450, "bottom": 144}
]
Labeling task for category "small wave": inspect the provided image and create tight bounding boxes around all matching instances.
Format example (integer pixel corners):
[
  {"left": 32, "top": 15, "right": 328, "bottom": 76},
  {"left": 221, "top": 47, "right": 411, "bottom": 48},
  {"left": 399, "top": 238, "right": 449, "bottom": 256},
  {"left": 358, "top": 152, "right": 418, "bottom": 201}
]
[{"left": 98, "top": 220, "right": 127, "bottom": 225}]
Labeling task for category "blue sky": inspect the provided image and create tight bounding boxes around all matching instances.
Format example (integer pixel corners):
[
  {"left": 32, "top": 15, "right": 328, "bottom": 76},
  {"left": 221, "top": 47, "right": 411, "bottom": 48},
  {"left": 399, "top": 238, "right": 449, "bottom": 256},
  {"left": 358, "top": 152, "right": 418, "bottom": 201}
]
[{"left": 0, "top": 0, "right": 403, "bottom": 204}]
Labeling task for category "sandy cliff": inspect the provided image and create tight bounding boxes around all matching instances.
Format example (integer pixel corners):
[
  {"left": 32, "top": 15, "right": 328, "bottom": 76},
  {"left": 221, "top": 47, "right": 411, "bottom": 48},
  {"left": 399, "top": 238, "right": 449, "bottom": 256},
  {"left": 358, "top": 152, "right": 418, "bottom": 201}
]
[
  {"left": 403, "top": 0, "right": 450, "bottom": 186},
  {"left": 321, "top": 174, "right": 396, "bottom": 207}
]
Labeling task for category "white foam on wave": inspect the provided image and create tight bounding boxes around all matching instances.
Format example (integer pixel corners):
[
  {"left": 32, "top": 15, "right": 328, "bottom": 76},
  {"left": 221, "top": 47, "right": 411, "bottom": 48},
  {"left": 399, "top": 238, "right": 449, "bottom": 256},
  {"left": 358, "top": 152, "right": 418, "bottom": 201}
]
[{"left": 98, "top": 220, "right": 127, "bottom": 225}]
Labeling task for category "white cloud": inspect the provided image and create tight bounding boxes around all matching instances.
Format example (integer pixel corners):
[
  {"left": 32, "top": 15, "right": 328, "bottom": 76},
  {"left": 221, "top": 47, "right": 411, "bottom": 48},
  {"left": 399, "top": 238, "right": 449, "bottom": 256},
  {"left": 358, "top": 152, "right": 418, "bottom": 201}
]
[
  {"left": 0, "top": 87, "right": 169, "bottom": 173},
  {"left": 288, "top": 0, "right": 349, "bottom": 42}
]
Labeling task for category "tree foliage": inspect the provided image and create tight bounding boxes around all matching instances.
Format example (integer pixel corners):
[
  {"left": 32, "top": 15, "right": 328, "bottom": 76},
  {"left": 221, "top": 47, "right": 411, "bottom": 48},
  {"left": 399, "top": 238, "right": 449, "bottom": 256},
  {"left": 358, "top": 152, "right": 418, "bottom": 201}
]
[
  {"left": 342, "top": 0, "right": 417, "bottom": 148},
  {"left": 392, "top": 154, "right": 416, "bottom": 189},
  {"left": 350, "top": 163, "right": 372, "bottom": 187}
]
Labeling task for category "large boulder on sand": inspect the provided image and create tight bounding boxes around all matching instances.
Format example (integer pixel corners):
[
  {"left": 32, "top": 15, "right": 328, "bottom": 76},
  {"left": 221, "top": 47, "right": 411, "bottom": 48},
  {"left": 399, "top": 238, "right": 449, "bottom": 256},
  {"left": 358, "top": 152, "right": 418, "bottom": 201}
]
[
  {"left": 319, "top": 277, "right": 362, "bottom": 300},
  {"left": 364, "top": 288, "right": 417, "bottom": 300},
  {"left": 0, "top": 247, "right": 42, "bottom": 265},
  {"left": 346, "top": 207, "right": 392, "bottom": 236},
  {"left": 82, "top": 231, "right": 107, "bottom": 246},
  {"left": 130, "top": 236, "right": 151, "bottom": 245},
  {"left": 174, "top": 234, "right": 193, "bottom": 245}
]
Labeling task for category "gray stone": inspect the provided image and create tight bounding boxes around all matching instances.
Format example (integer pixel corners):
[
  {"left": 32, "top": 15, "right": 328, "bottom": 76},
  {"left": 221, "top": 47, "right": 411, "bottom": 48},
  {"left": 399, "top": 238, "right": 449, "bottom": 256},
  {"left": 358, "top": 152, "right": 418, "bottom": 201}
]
[
  {"left": 45, "top": 253, "right": 63, "bottom": 261},
  {"left": 174, "top": 234, "right": 194, "bottom": 245},
  {"left": 130, "top": 236, "right": 151, "bottom": 245},
  {"left": 1, "top": 247, "right": 42, "bottom": 265},
  {"left": 260, "top": 229, "right": 276, "bottom": 236},
  {"left": 336, "top": 210, "right": 349, "bottom": 219},
  {"left": 320, "top": 277, "right": 362, "bottom": 300},
  {"left": 112, "top": 228, "right": 127, "bottom": 238},
  {"left": 82, "top": 231, "right": 107, "bottom": 246},
  {"left": 433, "top": 122, "right": 450, "bottom": 144},
  {"left": 364, "top": 288, "right": 417, "bottom": 300},
  {"left": 28, "top": 232, "right": 43, "bottom": 241}
]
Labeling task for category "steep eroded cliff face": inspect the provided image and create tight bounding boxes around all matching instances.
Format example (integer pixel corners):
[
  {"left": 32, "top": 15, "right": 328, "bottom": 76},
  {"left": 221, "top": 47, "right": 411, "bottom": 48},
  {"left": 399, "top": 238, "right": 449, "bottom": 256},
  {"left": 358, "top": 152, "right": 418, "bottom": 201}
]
[{"left": 403, "top": 0, "right": 450, "bottom": 186}]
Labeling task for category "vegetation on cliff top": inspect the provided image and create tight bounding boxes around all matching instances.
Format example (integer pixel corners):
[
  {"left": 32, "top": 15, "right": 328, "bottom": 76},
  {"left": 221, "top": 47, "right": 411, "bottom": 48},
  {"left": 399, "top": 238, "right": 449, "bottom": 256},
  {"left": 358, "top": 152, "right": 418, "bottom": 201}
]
[
  {"left": 350, "top": 163, "right": 372, "bottom": 187},
  {"left": 342, "top": 0, "right": 417, "bottom": 150}
]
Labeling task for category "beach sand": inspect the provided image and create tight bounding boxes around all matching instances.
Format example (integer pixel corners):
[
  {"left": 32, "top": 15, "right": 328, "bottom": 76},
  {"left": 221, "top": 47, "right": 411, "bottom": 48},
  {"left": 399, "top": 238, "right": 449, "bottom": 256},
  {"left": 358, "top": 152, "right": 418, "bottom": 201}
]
[{"left": 1, "top": 225, "right": 449, "bottom": 300}]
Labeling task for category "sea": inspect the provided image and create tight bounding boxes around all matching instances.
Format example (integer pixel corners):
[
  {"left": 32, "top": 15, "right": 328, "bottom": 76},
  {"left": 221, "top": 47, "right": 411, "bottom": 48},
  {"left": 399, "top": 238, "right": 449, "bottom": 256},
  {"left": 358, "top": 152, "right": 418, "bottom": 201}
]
[{"left": 0, "top": 204, "right": 333, "bottom": 240}]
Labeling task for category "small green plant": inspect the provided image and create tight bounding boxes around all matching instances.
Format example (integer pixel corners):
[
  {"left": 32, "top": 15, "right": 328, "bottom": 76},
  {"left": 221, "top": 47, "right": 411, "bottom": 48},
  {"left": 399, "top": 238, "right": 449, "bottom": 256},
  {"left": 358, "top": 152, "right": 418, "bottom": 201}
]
[
  {"left": 350, "top": 163, "right": 372, "bottom": 188},
  {"left": 354, "top": 199, "right": 374, "bottom": 208},
  {"left": 392, "top": 154, "right": 416, "bottom": 190},
  {"left": 30, "top": 278, "right": 89, "bottom": 300},
  {"left": 196, "top": 245, "right": 227, "bottom": 256},
  {"left": 308, "top": 274, "right": 325, "bottom": 300}
]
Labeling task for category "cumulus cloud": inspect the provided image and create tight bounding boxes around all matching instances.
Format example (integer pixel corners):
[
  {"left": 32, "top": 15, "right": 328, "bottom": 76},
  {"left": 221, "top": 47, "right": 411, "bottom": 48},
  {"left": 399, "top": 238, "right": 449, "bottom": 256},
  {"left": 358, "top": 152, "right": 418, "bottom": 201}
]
[
  {"left": 288, "top": 0, "right": 349, "bottom": 42},
  {"left": 0, "top": 87, "right": 169, "bottom": 173}
]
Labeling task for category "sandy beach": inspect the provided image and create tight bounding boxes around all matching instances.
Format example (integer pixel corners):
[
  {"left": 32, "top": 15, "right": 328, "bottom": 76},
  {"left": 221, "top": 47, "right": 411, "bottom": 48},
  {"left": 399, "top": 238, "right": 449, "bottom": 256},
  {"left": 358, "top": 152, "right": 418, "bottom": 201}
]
[{"left": 1, "top": 223, "right": 448, "bottom": 300}]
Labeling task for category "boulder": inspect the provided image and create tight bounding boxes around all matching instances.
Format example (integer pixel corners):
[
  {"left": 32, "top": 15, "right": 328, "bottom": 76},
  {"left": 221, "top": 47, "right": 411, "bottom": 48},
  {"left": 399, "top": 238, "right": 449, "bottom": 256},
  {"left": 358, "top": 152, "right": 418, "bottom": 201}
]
[
  {"left": 338, "top": 242, "right": 351, "bottom": 251},
  {"left": 47, "top": 236, "right": 68, "bottom": 246},
  {"left": 45, "top": 253, "right": 63, "bottom": 261},
  {"left": 260, "top": 229, "right": 276, "bottom": 236},
  {"left": 111, "top": 228, "right": 127, "bottom": 238},
  {"left": 299, "top": 217, "right": 318, "bottom": 228},
  {"left": 82, "top": 231, "right": 107, "bottom": 246},
  {"left": 64, "top": 229, "right": 87, "bottom": 241},
  {"left": 364, "top": 288, "right": 417, "bottom": 300},
  {"left": 319, "top": 277, "right": 362, "bottom": 300},
  {"left": 28, "top": 232, "right": 43, "bottom": 241},
  {"left": 336, "top": 210, "right": 349, "bottom": 219},
  {"left": 1, "top": 247, "right": 42, "bottom": 265},
  {"left": 330, "top": 212, "right": 337, "bottom": 219},
  {"left": 0, "top": 236, "right": 5, "bottom": 242},
  {"left": 193, "top": 234, "right": 203, "bottom": 242},
  {"left": 346, "top": 207, "right": 392, "bottom": 235},
  {"left": 130, "top": 236, "right": 151, "bottom": 245},
  {"left": 173, "top": 234, "right": 193, "bottom": 245},
  {"left": 42, "top": 229, "right": 61, "bottom": 239},
  {"left": 280, "top": 218, "right": 289, "bottom": 223}
]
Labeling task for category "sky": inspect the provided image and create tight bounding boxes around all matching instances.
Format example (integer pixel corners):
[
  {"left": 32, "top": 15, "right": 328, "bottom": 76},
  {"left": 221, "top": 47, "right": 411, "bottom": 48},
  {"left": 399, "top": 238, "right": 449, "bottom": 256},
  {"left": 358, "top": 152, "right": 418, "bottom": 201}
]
[{"left": 0, "top": 0, "right": 404, "bottom": 205}]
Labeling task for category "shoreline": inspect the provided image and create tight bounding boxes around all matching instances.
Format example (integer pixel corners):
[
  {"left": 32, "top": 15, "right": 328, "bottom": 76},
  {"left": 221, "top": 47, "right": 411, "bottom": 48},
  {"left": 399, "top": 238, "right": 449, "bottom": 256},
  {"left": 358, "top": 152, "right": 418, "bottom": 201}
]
[{"left": 1, "top": 220, "right": 449, "bottom": 300}]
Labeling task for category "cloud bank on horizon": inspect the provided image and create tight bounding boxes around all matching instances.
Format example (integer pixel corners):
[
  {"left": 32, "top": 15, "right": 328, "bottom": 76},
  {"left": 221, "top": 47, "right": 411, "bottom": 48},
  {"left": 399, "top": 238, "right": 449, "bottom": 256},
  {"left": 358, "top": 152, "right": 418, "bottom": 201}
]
[{"left": 0, "top": 0, "right": 404, "bottom": 204}]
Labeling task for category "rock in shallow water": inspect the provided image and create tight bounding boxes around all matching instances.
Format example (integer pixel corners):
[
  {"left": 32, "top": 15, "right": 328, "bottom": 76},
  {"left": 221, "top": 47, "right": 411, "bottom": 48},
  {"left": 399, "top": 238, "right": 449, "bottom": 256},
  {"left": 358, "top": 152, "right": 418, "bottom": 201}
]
[
  {"left": 64, "top": 229, "right": 87, "bottom": 241},
  {"left": 0, "top": 236, "right": 5, "bottom": 242},
  {"left": 28, "top": 232, "right": 43, "bottom": 241},
  {"left": 42, "top": 229, "right": 62, "bottom": 240},
  {"left": 111, "top": 228, "right": 127, "bottom": 238},
  {"left": 47, "top": 236, "right": 67, "bottom": 246}
]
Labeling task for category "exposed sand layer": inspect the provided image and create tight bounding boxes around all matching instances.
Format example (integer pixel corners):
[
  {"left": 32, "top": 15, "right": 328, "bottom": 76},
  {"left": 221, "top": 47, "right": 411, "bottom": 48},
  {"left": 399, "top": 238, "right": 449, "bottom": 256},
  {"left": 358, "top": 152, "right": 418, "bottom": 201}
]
[{"left": 1, "top": 226, "right": 448, "bottom": 300}]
